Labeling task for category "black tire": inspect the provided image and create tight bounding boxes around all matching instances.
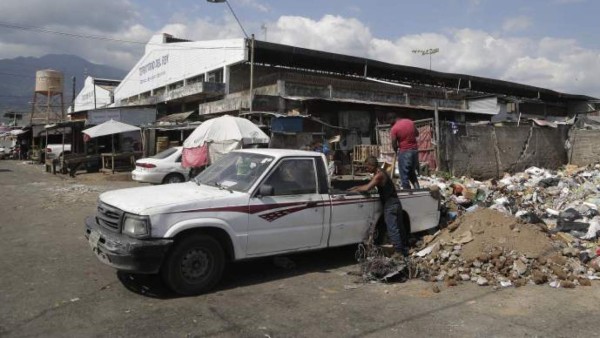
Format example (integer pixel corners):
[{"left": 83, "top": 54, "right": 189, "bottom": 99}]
[
  {"left": 161, "top": 234, "right": 225, "bottom": 295},
  {"left": 162, "top": 173, "right": 185, "bottom": 184}
]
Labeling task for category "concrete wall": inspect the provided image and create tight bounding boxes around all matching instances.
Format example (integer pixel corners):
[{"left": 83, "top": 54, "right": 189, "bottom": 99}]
[
  {"left": 568, "top": 129, "right": 600, "bottom": 166},
  {"left": 441, "top": 123, "right": 568, "bottom": 179}
]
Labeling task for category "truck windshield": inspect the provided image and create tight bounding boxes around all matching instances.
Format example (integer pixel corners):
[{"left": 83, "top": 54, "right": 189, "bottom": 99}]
[{"left": 194, "top": 152, "right": 274, "bottom": 192}]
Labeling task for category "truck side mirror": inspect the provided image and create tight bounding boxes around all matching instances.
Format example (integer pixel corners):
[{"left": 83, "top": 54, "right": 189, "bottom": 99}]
[{"left": 259, "top": 184, "right": 274, "bottom": 197}]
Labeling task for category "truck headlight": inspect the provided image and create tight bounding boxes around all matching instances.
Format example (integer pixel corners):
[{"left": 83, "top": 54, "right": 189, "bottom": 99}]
[{"left": 122, "top": 214, "right": 150, "bottom": 237}]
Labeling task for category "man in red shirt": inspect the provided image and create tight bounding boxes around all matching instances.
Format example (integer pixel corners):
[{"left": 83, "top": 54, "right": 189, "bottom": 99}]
[{"left": 390, "top": 118, "right": 420, "bottom": 189}]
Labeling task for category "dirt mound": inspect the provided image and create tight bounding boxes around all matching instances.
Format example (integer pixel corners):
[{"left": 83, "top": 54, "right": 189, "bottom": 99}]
[
  {"left": 411, "top": 208, "right": 599, "bottom": 289},
  {"left": 439, "top": 208, "right": 554, "bottom": 261}
]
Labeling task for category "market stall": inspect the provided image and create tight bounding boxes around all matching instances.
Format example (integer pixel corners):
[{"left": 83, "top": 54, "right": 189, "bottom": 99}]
[{"left": 82, "top": 119, "right": 142, "bottom": 173}]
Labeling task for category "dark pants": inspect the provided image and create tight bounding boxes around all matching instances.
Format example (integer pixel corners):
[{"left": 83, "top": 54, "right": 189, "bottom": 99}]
[
  {"left": 398, "top": 149, "right": 420, "bottom": 190},
  {"left": 383, "top": 197, "right": 409, "bottom": 256}
]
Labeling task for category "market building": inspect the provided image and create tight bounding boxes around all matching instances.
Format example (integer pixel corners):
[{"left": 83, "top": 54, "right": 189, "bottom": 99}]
[{"left": 73, "top": 33, "right": 600, "bottom": 175}]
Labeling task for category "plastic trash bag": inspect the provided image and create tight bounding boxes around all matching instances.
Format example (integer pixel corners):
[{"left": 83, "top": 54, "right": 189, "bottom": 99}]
[
  {"left": 559, "top": 208, "right": 582, "bottom": 222},
  {"left": 581, "top": 216, "right": 600, "bottom": 240}
]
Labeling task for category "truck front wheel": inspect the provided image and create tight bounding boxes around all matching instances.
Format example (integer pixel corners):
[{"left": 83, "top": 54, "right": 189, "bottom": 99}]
[{"left": 161, "top": 234, "right": 225, "bottom": 295}]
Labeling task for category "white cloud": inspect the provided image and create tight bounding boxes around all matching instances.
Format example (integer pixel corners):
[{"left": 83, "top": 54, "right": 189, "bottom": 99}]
[
  {"left": 502, "top": 16, "right": 533, "bottom": 32},
  {"left": 261, "top": 16, "right": 599, "bottom": 96},
  {"left": 0, "top": 0, "right": 138, "bottom": 32},
  {"left": 270, "top": 15, "right": 373, "bottom": 56},
  {"left": 0, "top": 3, "right": 598, "bottom": 98},
  {"left": 238, "top": 0, "right": 269, "bottom": 13}
]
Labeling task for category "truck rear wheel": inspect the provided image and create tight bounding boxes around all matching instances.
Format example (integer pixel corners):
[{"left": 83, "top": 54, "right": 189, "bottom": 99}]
[{"left": 161, "top": 234, "right": 225, "bottom": 295}]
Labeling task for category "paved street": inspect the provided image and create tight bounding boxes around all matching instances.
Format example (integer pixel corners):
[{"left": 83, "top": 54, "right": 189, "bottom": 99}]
[{"left": 1, "top": 160, "right": 599, "bottom": 337}]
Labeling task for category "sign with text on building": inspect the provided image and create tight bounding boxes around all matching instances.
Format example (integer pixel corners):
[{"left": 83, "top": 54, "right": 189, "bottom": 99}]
[
  {"left": 139, "top": 54, "right": 169, "bottom": 85},
  {"left": 114, "top": 38, "right": 246, "bottom": 101}
]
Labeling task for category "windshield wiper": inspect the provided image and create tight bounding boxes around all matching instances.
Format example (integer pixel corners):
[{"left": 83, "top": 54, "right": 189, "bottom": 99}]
[{"left": 214, "top": 182, "right": 233, "bottom": 193}]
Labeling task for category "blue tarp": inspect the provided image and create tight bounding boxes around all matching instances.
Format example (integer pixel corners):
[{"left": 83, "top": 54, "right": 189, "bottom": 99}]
[{"left": 271, "top": 116, "right": 304, "bottom": 133}]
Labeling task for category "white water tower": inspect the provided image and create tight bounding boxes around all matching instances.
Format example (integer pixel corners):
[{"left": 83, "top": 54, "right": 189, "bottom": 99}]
[{"left": 30, "top": 69, "right": 65, "bottom": 124}]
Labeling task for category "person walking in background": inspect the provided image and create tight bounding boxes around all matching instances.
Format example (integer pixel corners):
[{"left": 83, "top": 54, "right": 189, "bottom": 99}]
[{"left": 390, "top": 117, "right": 420, "bottom": 189}]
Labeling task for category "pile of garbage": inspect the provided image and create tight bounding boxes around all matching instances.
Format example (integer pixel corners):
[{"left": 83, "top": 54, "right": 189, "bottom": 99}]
[
  {"left": 359, "top": 163, "right": 600, "bottom": 288},
  {"left": 411, "top": 208, "right": 600, "bottom": 289},
  {"left": 423, "top": 164, "right": 600, "bottom": 241},
  {"left": 415, "top": 162, "right": 600, "bottom": 288}
]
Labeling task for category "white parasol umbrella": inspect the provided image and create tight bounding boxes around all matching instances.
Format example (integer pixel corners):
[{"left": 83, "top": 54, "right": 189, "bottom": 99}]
[
  {"left": 83, "top": 119, "right": 141, "bottom": 154},
  {"left": 183, "top": 115, "right": 268, "bottom": 148},
  {"left": 182, "top": 115, "right": 269, "bottom": 167},
  {"left": 82, "top": 119, "right": 140, "bottom": 138}
]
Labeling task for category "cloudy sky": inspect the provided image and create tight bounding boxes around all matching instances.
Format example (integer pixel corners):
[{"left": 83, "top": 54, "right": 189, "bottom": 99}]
[{"left": 0, "top": 0, "right": 598, "bottom": 97}]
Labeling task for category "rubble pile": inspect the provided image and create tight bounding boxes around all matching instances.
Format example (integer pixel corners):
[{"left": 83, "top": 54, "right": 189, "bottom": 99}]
[
  {"left": 423, "top": 164, "right": 600, "bottom": 241},
  {"left": 411, "top": 208, "right": 600, "bottom": 289},
  {"left": 360, "top": 164, "right": 600, "bottom": 289}
]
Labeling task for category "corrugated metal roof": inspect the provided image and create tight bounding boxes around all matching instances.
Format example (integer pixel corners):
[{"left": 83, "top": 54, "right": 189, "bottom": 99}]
[
  {"left": 252, "top": 40, "right": 597, "bottom": 102},
  {"left": 157, "top": 111, "right": 195, "bottom": 122}
]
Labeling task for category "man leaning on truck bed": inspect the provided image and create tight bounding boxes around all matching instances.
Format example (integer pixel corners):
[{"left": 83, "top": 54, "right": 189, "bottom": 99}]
[{"left": 348, "top": 156, "right": 409, "bottom": 260}]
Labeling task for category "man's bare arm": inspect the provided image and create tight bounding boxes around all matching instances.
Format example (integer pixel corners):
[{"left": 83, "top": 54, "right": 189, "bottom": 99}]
[{"left": 348, "top": 172, "right": 382, "bottom": 192}]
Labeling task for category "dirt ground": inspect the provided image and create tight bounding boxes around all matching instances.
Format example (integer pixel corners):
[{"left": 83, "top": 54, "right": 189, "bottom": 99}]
[{"left": 1, "top": 160, "right": 600, "bottom": 337}]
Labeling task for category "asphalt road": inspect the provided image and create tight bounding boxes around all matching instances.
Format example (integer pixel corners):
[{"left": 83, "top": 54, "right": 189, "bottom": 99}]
[{"left": 1, "top": 160, "right": 599, "bottom": 337}]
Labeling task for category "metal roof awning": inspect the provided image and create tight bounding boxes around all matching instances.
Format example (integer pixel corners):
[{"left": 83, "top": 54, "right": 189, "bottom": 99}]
[
  {"left": 281, "top": 95, "right": 476, "bottom": 114},
  {"left": 157, "top": 111, "right": 195, "bottom": 123},
  {"left": 143, "top": 122, "right": 202, "bottom": 131}
]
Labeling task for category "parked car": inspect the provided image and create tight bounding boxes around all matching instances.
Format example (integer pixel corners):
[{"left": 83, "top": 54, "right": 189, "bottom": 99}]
[
  {"left": 131, "top": 147, "right": 189, "bottom": 184},
  {"left": 0, "top": 146, "right": 6, "bottom": 159}
]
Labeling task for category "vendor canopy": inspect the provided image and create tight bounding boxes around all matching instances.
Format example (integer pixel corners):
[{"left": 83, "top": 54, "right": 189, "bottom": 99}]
[
  {"left": 183, "top": 115, "right": 269, "bottom": 148},
  {"left": 82, "top": 119, "right": 140, "bottom": 139}
]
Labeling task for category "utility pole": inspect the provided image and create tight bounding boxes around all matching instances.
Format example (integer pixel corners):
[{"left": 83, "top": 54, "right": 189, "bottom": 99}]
[
  {"left": 71, "top": 76, "right": 76, "bottom": 113},
  {"left": 261, "top": 23, "right": 267, "bottom": 41},
  {"left": 207, "top": 0, "right": 254, "bottom": 114},
  {"left": 250, "top": 34, "right": 255, "bottom": 114}
]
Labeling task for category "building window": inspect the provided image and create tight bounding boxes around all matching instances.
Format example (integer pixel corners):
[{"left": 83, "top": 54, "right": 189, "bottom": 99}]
[
  {"left": 187, "top": 74, "right": 205, "bottom": 85},
  {"left": 153, "top": 87, "right": 166, "bottom": 96},
  {"left": 168, "top": 81, "right": 184, "bottom": 91},
  {"left": 507, "top": 102, "right": 516, "bottom": 113},
  {"left": 207, "top": 69, "right": 223, "bottom": 83}
]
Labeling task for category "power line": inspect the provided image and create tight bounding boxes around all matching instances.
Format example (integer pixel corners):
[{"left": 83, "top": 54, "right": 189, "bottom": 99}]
[
  {"left": 0, "top": 21, "right": 245, "bottom": 51},
  {"left": 0, "top": 71, "right": 35, "bottom": 78}
]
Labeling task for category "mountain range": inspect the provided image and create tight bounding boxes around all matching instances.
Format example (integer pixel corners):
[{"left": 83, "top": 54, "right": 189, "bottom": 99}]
[{"left": 0, "top": 54, "right": 127, "bottom": 125}]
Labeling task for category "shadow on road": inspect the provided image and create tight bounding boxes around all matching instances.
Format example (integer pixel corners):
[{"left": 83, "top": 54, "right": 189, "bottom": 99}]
[
  {"left": 117, "top": 245, "right": 359, "bottom": 299},
  {"left": 0, "top": 169, "right": 12, "bottom": 172}
]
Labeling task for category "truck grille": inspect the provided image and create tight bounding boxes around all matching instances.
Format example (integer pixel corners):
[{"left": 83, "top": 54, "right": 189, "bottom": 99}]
[{"left": 97, "top": 202, "right": 123, "bottom": 232}]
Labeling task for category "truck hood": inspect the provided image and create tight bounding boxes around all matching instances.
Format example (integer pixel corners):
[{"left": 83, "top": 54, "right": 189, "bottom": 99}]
[{"left": 99, "top": 182, "right": 245, "bottom": 215}]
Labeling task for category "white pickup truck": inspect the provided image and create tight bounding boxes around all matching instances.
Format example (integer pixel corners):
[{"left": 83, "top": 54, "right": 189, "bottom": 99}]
[
  {"left": 85, "top": 149, "right": 440, "bottom": 295},
  {"left": 45, "top": 143, "right": 71, "bottom": 160}
]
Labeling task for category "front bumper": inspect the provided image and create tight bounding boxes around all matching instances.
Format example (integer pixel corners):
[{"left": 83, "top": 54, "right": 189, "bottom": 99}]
[{"left": 84, "top": 216, "right": 173, "bottom": 274}]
